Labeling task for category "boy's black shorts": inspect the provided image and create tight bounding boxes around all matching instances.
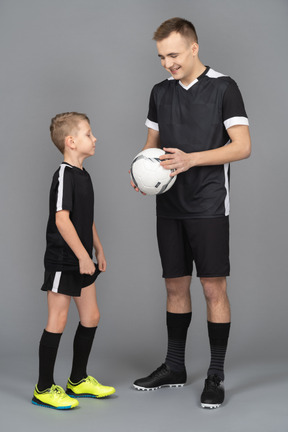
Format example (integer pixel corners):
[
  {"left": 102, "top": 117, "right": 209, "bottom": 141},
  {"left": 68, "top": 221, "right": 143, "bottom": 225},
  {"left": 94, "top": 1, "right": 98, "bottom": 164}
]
[
  {"left": 157, "top": 216, "right": 230, "bottom": 278},
  {"left": 41, "top": 263, "right": 101, "bottom": 297}
]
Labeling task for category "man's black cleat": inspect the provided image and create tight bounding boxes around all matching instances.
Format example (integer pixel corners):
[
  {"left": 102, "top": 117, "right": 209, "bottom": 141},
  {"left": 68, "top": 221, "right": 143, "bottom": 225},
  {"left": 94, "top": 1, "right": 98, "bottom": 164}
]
[
  {"left": 133, "top": 363, "right": 186, "bottom": 391},
  {"left": 201, "top": 374, "right": 225, "bottom": 409}
]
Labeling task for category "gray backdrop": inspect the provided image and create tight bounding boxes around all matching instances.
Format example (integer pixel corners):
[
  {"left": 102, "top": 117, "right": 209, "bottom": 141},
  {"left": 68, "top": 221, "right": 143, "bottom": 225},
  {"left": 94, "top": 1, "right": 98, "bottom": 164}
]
[{"left": 1, "top": 0, "right": 287, "bottom": 430}]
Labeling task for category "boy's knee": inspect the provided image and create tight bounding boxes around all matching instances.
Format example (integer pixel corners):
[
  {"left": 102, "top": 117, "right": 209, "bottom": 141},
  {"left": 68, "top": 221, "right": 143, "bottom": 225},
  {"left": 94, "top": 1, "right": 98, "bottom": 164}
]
[
  {"left": 47, "top": 313, "right": 68, "bottom": 333},
  {"left": 82, "top": 311, "right": 100, "bottom": 328}
]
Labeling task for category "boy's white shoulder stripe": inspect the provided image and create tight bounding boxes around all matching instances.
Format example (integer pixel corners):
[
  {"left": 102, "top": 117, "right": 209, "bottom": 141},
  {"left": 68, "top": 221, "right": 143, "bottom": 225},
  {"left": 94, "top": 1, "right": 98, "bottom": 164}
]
[{"left": 56, "top": 164, "right": 71, "bottom": 211}]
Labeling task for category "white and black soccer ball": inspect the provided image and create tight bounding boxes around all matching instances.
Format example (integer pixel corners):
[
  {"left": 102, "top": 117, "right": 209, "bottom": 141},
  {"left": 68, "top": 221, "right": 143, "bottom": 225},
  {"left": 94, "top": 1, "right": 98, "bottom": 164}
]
[{"left": 130, "top": 148, "right": 177, "bottom": 195}]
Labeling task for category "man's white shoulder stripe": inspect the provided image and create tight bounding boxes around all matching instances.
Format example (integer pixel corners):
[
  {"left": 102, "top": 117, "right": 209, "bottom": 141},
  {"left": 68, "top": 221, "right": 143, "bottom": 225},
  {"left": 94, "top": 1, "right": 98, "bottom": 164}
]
[
  {"left": 206, "top": 69, "right": 227, "bottom": 79},
  {"left": 145, "top": 118, "right": 159, "bottom": 131}
]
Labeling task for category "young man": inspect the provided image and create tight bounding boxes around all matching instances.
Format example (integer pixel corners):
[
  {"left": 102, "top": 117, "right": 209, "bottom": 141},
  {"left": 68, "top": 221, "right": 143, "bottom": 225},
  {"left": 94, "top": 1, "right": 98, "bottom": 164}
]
[{"left": 131, "top": 18, "right": 251, "bottom": 408}]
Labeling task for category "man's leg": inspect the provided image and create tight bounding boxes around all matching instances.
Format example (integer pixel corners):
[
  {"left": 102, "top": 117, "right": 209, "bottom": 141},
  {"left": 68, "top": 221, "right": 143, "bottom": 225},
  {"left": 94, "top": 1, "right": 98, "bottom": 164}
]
[
  {"left": 133, "top": 276, "right": 192, "bottom": 391},
  {"left": 200, "top": 277, "right": 231, "bottom": 409},
  {"left": 165, "top": 276, "right": 192, "bottom": 371}
]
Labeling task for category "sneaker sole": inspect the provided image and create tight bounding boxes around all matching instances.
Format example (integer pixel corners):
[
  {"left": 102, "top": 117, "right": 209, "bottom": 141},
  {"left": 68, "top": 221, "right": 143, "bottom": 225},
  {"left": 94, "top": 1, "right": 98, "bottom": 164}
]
[
  {"left": 66, "top": 389, "right": 115, "bottom": 399},
  {"left": 201, "top": 402, "right": 222, "bottom": 409},
  {"left": 32, "top": 396, "right": 76, "bottom": 410},
  {"left": 133, "top": 383, "right": 185, "bottom": 391}
]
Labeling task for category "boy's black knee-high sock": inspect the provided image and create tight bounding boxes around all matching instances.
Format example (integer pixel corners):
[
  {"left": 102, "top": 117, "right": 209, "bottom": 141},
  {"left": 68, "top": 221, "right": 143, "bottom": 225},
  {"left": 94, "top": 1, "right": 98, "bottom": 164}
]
[
  {"left": 69, "top": 322, "right": 97, "bottom": 383},
  {"left": 37, "top": 329, "right": 62, "bottom": 391},
  {"left": 165, "top": 312, "right": 192, "bottom": 372},
  {"left": 207, "top": 321, "right": 231, "bottom": 381}
]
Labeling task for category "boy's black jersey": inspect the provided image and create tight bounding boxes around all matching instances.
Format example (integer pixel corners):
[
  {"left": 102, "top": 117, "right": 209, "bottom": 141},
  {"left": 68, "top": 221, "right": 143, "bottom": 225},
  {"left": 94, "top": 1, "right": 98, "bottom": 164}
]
[
  {"left": 44, "top": 163, "right": 94, "bottom": 271},
  {"left": 146, "top": 67, "right": 249, "bottom": 219}
]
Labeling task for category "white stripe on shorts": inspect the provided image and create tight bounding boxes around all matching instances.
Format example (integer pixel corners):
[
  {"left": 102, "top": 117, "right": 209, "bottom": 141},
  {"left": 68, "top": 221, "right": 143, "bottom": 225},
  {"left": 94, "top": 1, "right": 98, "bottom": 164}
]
[{"left": 52, "top": 271, "right": 62, "bottom": 293}]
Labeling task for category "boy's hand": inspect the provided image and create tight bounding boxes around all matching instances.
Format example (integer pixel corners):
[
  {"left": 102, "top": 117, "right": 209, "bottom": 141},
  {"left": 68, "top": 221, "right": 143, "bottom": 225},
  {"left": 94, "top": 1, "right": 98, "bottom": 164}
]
[
  {"left": 96, "top": 249, "right": 107, "bottom": 272},
  {"left": 79, "top": 255, "right": 95, "bottom": 275}
]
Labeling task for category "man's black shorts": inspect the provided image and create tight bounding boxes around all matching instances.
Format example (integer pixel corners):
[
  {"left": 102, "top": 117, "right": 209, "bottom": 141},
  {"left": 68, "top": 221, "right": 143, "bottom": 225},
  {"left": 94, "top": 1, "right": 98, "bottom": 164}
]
[
  {"left": 41, "top": 263, "right": 101, "bottom": 297},
  {"left": 157, "top": 216, "right": 230, "bottom": 278}
]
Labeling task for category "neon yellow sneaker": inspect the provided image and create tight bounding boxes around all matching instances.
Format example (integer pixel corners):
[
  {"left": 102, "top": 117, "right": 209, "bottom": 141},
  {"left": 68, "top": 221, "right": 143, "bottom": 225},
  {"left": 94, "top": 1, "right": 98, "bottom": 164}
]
[
  {"left": 66, "top": 376, "right": 115, "bottom": 398},
  {"left": 32, "top": 384, "right": 79, "bottom": 410}
]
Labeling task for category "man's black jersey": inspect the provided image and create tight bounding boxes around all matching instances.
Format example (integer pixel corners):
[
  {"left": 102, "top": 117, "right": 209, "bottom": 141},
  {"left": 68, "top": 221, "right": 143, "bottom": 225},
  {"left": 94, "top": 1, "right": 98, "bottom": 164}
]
[
  {"left": 146, "top": 67, "right": 249, "bottom": 219},
  {"left": 44, "top": 163, "right": 94, "bottom": 271}
]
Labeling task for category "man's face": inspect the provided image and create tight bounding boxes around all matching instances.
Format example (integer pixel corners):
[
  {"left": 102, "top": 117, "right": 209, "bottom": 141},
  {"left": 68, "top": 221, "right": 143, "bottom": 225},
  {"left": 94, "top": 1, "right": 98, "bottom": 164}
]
[{"left": 156, "top": 32, "right": 198, "bottom": 85}]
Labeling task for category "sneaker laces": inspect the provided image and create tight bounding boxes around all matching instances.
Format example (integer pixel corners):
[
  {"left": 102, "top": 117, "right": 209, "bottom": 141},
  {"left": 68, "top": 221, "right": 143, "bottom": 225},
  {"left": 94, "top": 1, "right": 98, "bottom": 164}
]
[
  {"left": 50, "top": 385, "right": 67, "bottom": 399},
  {"left": 85, "top": 376, "right": 99, "bottom": 385},
  {"left": 205, "top": 375, "right": 222, "bottom": 390},
  {"left": 149, "top": 364, "right": 169, "bottom": 378}
]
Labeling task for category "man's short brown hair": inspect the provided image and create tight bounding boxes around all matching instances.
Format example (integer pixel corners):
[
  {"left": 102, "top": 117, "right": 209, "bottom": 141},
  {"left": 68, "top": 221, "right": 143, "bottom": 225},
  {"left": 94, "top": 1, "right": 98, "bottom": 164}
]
[
  {"left": 153, "top": 17, "right": 198, "bottom": 43},
  {"left": 50, "top": 112, "right": 90, "bottom": 154}
]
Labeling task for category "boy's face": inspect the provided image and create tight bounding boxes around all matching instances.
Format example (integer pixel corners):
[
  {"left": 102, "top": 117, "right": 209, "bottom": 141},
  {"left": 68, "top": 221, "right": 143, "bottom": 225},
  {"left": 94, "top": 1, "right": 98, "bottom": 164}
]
[
  {"left": 73, "top": 120, "right": 97, "bottom": 159},
  {"left": 156, "top": 31, "right": 198, "bottom": 86}
]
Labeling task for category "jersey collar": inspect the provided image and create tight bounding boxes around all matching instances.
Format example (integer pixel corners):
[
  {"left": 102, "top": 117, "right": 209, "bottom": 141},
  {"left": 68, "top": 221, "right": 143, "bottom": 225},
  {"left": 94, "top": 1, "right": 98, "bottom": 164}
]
[{"left": 178, "top": 66, "right": 210, "bottom": 91}]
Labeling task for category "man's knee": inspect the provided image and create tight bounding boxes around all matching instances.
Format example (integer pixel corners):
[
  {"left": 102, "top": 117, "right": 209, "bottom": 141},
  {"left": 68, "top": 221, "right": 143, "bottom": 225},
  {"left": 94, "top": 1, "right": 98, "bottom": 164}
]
[
  {"left": 165, "top": 276, "right": 191, "bottom": 298},
  {"left": 200, "top": 277, "right": 227, "bottom": 302}
]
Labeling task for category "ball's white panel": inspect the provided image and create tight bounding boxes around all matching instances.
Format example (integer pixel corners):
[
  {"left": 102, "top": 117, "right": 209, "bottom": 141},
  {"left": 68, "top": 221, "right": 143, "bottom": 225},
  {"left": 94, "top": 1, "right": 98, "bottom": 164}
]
[{"left": 130, "top": 148, "right": 177, "bottom": 195}]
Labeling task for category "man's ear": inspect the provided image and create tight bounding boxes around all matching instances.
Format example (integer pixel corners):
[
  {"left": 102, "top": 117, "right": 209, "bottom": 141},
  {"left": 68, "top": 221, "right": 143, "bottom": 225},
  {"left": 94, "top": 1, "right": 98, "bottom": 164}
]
[{"left": 191, "top": 42, "right": 199, "bottom": 56}]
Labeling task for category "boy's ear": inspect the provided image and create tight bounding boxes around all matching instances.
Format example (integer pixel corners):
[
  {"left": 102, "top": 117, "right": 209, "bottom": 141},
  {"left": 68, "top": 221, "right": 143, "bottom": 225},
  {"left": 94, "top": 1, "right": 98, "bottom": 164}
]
[{"left": 65, "top": 135, "right": 76, "bottom": 150}]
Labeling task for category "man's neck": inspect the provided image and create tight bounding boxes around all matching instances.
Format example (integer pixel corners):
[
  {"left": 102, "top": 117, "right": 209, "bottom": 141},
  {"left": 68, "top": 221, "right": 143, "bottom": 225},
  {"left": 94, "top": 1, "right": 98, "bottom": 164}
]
[{"left": 180, "top": 62, "right": 206, "bottom": 87}]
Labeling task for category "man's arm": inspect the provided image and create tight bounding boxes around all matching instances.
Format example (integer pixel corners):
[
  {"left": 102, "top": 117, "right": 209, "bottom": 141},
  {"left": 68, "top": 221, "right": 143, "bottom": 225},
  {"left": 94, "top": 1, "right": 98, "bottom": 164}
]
[
  {"left": 55, "top": 210, "right": 95, "bottom": 275},
  {"left": 160, "top": 125, "right": 251, "bottom": 176},
  {"left": 130, "top": 127, "right": 161, "bottom": 192},
  {"left": 143, "top": 127, "right": 161, "bottom": 150}
]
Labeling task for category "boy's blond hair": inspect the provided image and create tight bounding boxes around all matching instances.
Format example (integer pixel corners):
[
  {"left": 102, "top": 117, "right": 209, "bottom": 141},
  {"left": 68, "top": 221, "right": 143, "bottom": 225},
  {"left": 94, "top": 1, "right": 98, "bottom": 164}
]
[{"left": 50, "top": 112, "right": 90, "bottom": 154}]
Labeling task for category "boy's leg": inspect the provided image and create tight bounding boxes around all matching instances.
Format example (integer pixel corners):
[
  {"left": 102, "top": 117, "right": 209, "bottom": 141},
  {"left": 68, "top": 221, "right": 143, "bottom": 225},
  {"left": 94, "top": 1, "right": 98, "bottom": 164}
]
[
  {"left": 37, "top": 292, "right": 70, "bottom": 390},
  {"left": 72, "top": 281, "right": 100, "bottom": 382},
  {"left": 66, "top": 283, "right": 115, "bottom": 398},
  {"left": 46, "top": 290, "right": 71, "bottom": 333},
  {"left": 37, "top": 291, "right": 71, "bottom": 390},
  {"left": 33, "top": 292, "right": 78, "bottom": 409},
  {"left": 37, "top": 330, "right": 62, "bottom": 391}
]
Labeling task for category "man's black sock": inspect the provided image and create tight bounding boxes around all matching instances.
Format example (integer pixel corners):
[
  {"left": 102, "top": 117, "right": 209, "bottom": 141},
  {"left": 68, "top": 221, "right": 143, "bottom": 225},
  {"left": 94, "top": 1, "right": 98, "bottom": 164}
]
[
  {"left": 165, "top": 312, "right": 192, "bottom": 372},
  {"left": 207, "top": 321, "right": 231, "bottom": 381},
  {"left": 69, "top": 322, "right": 97, "bottom": 383},
  {"left": 37, "top": 329, "right": 62, "bottom": 391}
]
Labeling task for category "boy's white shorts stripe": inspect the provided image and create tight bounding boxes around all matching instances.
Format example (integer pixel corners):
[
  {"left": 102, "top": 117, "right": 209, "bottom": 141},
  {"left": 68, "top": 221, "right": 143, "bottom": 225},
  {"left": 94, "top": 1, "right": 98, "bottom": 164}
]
[{"left": 52, "top": 271, "right": 62, "bottom": 293}]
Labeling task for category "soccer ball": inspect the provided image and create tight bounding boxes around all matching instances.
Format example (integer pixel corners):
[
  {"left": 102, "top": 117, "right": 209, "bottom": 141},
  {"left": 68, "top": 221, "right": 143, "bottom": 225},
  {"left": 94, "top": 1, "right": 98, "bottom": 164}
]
[{"left": 130, "top": 148, "right": 177, "bottom": 195}]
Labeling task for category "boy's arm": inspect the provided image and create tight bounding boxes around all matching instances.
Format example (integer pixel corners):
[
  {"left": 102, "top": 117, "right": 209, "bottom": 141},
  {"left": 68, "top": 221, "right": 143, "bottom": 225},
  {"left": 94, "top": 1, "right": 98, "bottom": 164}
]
[
  {"left": 92, "top": 222, "right": 107, "bottom": 272},
  {"left": 55, "top": 210, "right": 95, "bottom": 275}
]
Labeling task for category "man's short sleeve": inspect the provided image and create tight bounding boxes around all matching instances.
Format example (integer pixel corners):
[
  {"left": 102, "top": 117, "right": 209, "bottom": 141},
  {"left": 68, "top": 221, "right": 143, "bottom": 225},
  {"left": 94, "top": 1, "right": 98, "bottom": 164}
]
[
  {"left": 56, "top": 165, "right": 74, "bottom": 212},
  {"left": 222, "top": 80, "right": 249, "bottom": 130},
  {"left": 145, "top": 86, "right": 159, "bottom": 131}
]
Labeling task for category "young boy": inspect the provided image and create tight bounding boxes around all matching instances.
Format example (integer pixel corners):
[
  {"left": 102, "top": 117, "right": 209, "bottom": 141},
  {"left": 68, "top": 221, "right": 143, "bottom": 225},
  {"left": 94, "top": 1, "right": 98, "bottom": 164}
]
[{"left": 32, "top": 112, "right": 115, "bottom": 410}]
